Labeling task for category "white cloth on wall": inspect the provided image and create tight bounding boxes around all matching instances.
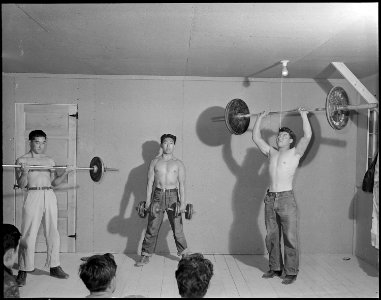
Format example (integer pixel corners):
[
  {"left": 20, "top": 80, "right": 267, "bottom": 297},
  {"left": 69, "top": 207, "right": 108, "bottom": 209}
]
[{"left": 371, "top": 154, "right": 379, "bottom": 249}]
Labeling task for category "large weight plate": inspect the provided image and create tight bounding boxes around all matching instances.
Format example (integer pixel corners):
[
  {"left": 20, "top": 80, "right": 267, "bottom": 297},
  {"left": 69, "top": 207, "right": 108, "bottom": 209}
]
[
  {"left": 90, "top": 156, "right": 105, "bottom": 182},
  {"left": 225, "top": 99, "right": 250, "bottom": 135},
  {"left": 326, "top": 86, "right": 349, "bottom": 130},
  {"left": 150, "top": 202, "right": 161, "bottom": 218}
]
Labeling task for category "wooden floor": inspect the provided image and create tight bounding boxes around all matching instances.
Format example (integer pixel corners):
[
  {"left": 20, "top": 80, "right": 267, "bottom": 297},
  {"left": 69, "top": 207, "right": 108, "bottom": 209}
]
[{"left": 14, "top": 253, "right": 378, "bottom": 298}]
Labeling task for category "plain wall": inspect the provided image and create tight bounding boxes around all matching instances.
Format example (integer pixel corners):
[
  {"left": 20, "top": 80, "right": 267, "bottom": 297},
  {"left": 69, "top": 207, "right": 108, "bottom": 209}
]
[
  {"left": 2, "top": 74, "right": 363, "bottom": 258},
  {"left": 354, "top": 73, "right": 379, "bottom": 267}
]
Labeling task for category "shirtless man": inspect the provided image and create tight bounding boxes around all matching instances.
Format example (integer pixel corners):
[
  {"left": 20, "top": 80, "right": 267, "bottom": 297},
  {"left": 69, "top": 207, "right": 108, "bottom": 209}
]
[
  {"left": 15, "top": 130, "right": 75, "bottom": 286},
  {"left": 252, "top": 108, "right": 312, "bottom": 285},
  {"left": 136, "top": 134, "right": 189, "bottom": 266}
]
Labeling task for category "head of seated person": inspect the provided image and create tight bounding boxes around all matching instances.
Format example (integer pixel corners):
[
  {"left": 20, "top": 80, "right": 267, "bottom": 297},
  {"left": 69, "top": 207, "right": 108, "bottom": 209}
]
[
  {"left": 79, "top": 253, "right": 117, "bottom": 298},
  {"left": 3, "top": 224, "right": 22, "bottom": 298},
  {"left": 175, "top": 253, "right": 214, "bottom": 298}
]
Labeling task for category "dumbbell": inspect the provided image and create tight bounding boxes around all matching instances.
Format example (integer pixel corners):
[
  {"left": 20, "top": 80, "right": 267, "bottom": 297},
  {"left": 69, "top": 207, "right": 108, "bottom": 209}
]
[
  {"left": 136, "top": 201, "right": 194, "bottom": 220},
  {"left": 167, "top": 203, "right": 194, "bottom": 220},
  {"left": 135, "top": 201, "right": 162, "bottom": 218}
]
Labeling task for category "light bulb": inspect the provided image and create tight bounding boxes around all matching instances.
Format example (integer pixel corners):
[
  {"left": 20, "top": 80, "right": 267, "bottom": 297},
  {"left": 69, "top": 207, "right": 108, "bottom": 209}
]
[{"left": 280, "top": 60, "right": 289, "bottom": 77}]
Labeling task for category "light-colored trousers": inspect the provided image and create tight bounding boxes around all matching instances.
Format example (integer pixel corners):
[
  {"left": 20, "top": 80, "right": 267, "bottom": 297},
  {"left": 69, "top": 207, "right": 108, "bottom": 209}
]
[{"left": 18, "top": 190, "right": 61, "bottom": 271}]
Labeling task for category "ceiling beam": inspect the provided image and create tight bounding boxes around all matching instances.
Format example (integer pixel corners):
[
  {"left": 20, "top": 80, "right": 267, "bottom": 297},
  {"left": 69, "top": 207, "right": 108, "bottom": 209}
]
[{"left": 331, "top": 62, "right": 378, "bottom": 107}]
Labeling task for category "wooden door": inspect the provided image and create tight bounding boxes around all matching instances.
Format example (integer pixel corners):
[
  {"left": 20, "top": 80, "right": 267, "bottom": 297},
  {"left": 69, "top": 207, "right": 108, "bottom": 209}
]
[{"left": 15, "top": 103, "right": 77, "bottom": 252}]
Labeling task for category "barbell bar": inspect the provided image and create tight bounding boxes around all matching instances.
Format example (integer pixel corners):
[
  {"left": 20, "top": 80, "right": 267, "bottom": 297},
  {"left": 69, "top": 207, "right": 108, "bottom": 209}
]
[
  {"left": 217, "top": 86, "right": 378, "bottom": 135},
  {"left": 3, "top": 165, "right": 94, "bottom": 170},
  {"left": 2, "top": 156, "right": 118, "bottom": 183},
  {"left": 236, "top": 103, "right": 377, "bottom": 119}
]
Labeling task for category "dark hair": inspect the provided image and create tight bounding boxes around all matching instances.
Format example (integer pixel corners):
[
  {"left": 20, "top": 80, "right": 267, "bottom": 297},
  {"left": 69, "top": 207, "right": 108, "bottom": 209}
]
[
  {"left": 175, "top": 253, "right": 214, "bottom": 298},
  {"left": 3, "top": 224, "right": 22, "bottom": 253},
  {"left": 79, "top": 253, "right": 117, "bottom": 293},
  {"left": 160, "top": 134, "right": 177, "bottom": 144},
  {"left": 279, "top": 127, "right": 296, "bottom": 149},
  {"left": 29, "top": 130, "right": 47, "bottom": 141}
]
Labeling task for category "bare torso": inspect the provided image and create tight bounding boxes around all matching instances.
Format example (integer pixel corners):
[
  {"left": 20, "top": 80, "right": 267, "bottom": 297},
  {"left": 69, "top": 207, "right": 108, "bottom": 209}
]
[
  {"left": 268, "top": 148, "right": 300, "bottom": 192},
  {"left": 16, "top": 153, "right": 55, "bottom": 187},
  {"left": 153, "top": 156, "right": 181, "bottom": 189}
]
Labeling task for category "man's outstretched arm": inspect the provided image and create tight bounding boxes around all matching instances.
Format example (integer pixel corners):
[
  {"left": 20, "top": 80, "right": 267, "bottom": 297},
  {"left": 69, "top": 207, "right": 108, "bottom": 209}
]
[
  {"left": 295, "top": 107, "right": 312, "bottom": 156},
  {"left": 252, "top": 111, "right": 271, "bottom": 156}
]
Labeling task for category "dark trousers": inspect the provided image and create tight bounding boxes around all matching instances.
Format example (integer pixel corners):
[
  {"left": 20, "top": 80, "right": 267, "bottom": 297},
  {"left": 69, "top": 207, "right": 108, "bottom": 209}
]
[
  {"left": 141, "top": 188, "right": 188, "bottom": 256},
  {"left": 264, "top": 190, "right": 299, "bottom": 276}
]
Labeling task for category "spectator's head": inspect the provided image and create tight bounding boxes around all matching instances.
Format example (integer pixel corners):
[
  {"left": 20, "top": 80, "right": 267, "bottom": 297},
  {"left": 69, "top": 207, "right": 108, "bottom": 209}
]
[
  {"left": 79, "top": 253, "right": 117, "bottom": 296},
  {"left": 3, "top": 224, "right": 22, "bottom": 269},
  {"left": 175, "top": 253, "right": 214, "bottom": 298}
]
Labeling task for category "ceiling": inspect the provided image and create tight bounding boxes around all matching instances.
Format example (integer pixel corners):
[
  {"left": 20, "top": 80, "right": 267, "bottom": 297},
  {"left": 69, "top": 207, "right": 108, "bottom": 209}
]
[{"left": 2, "top": 3, "right": 379, "bottom": 79}]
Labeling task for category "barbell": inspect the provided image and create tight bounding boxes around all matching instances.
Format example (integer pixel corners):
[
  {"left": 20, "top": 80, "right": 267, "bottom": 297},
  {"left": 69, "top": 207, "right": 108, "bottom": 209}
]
[
  {"left": 2, "top": 156, "right": 118, "bottom": 183},
  {"left": 214, "top": 86, "right": 378, "bottom": 135},
  {"left": 136, "top": 201, "right": 194, "bottom": 220}
]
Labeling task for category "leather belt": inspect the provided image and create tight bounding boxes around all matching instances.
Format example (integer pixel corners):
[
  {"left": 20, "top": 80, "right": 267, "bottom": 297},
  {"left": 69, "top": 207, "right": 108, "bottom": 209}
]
[
  {"left": 267, "top": 190, "right": 293, "bottom": 197},
  {"left": 155, "top": 187, "right": 178, "bottom": 192},
  {"left": 27, "top": 186, "right": 53, "bottom": 190}
]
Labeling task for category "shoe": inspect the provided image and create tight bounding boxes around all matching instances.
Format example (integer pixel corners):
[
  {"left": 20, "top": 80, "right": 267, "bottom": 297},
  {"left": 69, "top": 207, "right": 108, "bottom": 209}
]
[
  {"left": 135, "top": 255, "right": 149, "bottom": 266},
  {"left": 50, "top": 266, "right": 69, "bottom": 279},
  {"left": 262, "top": 270, "right": 282, "bottom": 279},
  {"left": 16, "top": 271, "right": 27, "bottom": 287},
  {"left": 282, "top": 275, "right": 297, "bottom": 284}
]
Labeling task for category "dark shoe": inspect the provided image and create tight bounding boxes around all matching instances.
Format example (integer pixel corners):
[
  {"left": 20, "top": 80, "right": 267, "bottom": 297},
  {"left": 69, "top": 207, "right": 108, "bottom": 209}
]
[
  {"left": 262, "top": 270, "right": 282, "bottom": 279},
  {"left": 16, "top": 271, "right": 27, "bottom": 287},
  {"left": 135, "top": 255, "right": 149, "bottom": 266},
  {"left": 50, "top": 266, "right": 69, "bottom": 279},
  {"left": 282, "top": 275, "right": 297, "bottom": 284}
]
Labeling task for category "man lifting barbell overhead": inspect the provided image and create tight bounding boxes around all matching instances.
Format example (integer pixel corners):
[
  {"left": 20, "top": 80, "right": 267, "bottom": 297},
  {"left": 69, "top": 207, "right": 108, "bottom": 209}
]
[
  {"left": 136, "top": 133, "right": 190, "bottom": 267},
  {"left": 14, "top": 130, "right": 75, "bottom": 286},
  {"left": 252, "top": 107, "right": 312, "bottom": 285}
]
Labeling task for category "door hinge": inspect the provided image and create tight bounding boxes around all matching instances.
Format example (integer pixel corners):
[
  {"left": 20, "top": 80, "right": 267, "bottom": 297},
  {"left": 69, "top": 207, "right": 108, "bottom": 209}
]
[
  {"left": 68, "top": 234, "right": 77, "bottom": 239},
  {"left": 69, "top": 112, "right": 78, "bottom": 119}
]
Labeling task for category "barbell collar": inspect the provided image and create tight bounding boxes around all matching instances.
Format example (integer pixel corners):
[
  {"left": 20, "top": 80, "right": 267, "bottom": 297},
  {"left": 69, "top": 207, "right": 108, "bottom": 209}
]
[{"left": 105, "top": 167, "right": 119, "bottom": 172}]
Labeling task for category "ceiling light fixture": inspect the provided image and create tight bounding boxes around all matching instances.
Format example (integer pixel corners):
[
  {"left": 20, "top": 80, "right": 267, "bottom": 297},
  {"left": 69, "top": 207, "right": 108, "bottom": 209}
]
[{"left": 281, "top": 60, "right": 289, "bottom": 77}]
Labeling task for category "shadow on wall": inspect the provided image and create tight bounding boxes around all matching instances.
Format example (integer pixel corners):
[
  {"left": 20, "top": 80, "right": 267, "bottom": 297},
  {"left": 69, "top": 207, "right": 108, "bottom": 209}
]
[
  {"left": 222, "top": 133, "right": 271, "bottom": 271},
  {"left": 196, "top": 106, "right": 269, "bottom": 270},
  {"left": 107, "top": 140, "right": 177, "bottom": 261},
  {"left": 196, "top": 106, "right": 231, "bottom": 147},
  {"left": 348, "top": 188, "right": 379, "bottom": 277}
]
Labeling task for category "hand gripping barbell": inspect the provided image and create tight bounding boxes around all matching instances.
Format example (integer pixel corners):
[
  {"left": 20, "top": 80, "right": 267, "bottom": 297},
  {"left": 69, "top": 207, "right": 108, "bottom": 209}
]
[
  {"left": 2, "top": 156, "right": 118, "bottom": 183},
  {"left": 213, "top": 86, "right": 378, "bottom": 134},
  {"left": 136, "top": 201, "right": 194, "bottom": 220}
]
